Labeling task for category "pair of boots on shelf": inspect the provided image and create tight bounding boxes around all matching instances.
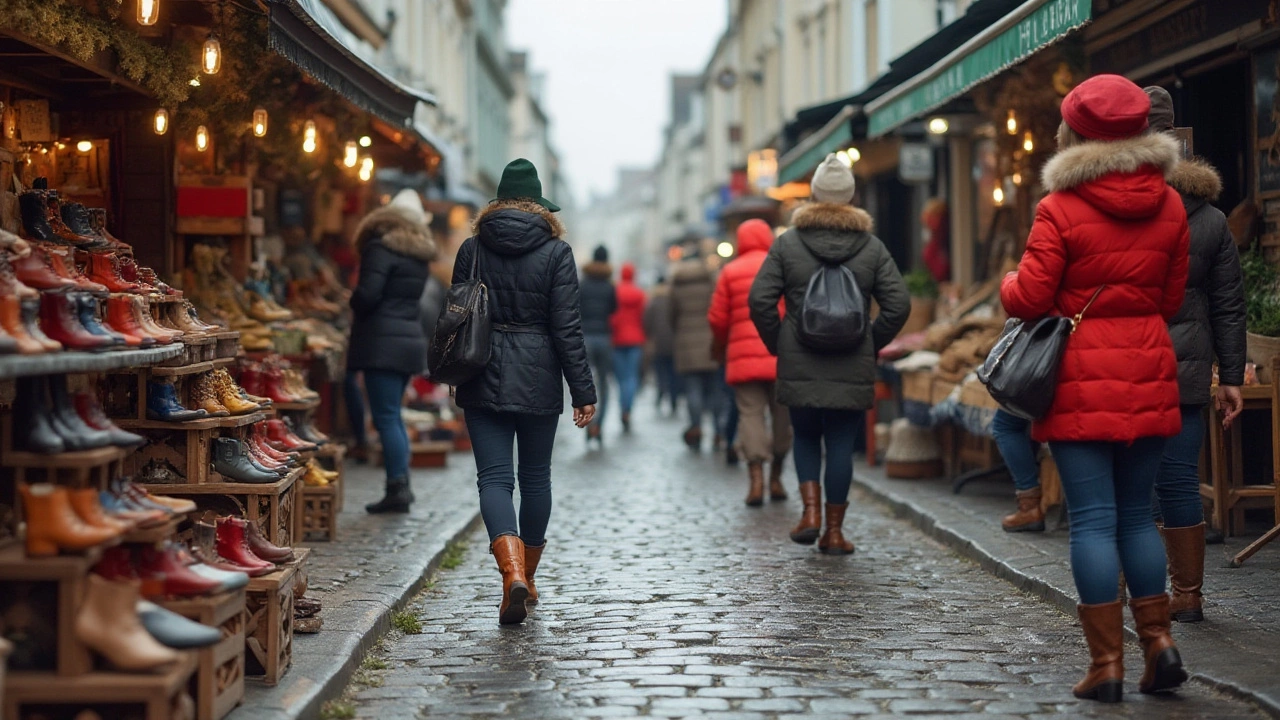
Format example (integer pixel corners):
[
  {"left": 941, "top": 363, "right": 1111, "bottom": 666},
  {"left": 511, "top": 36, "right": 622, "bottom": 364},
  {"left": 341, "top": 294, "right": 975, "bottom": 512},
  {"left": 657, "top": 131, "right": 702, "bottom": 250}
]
[
  {"left": 190, "top": 369, "right": 268, "bottom": 418},
  {"left": 258, "top": 417, "right": 320, "bottom": 453},
  {"left": 76, "top": 574, "right": 213, "bottom": 673},
  {"left": 287, "top": 278, "right": 342, "bottom": 319},
  {"left": 244, "top": 289, "right": 293, "bottom": 323},
  {"left": 197, "top": 515, "right": 294, "bottom": 576},
  {"left": 239, "top": 358, "right": 319, "bottom": 403},
  {"left": 18, "top": 478, "right": 192, "bottom": 557},
  {"left": 302, "top": 459, "right": 338, "bottom": 487},
  {"left": 489, "top": 536, "right": 546, "bottom": 626},
  {"left": 744, "top": 452, "right": 789, "bottom": 507},
  {"left": 20, "top": 179, "right": 125, "bottom": 253},
  {"left": 12, "top": 376, "right": 143, "bottom": 453},
  {"left": 96, "top": 540, "right": 248, "bottom": 599},
  {"left": 789, "top": 482, "right": 855, "bottom": 556},
  {"left": 212, "top": 436, "right": 291, "bottom": 483}
]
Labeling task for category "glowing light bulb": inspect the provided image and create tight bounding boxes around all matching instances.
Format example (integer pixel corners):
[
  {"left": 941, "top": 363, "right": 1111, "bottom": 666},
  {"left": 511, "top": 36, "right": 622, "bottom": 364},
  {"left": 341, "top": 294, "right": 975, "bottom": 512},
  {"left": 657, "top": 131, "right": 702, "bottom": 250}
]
[
  {"left": 358, "top": 156, "right": 374, "bottom": 182},
  {"left": 138, "top": 0, "right": 159, "bottom": 25},
  {"left": 252, "top": 108, "right": 268, "bottom": 137},
  {"left": 1006, "top": 110, "right": 1018, "bottom": 135},
  {"left": 201, "top": 36, "right": 221, "bottom": 75},
  {"left": 358, "top": 135, "right": 372, "bottom": 148},
  {"left": 304, "top": 120, "right": 317, "bottom": 142},
  {"left": 302, "top": 137, "right": 317, "bottom": 154},
  {"left": 75, "top": 140, "right": 93, "bottom": 153},
  {"left": 992, "top": 186, "right": 1005, "bottom": 205},
  {"left": 846, "top": 147, "right": 861, "bottom": 163},
  {"left": 1023, "top": 131, "right": 1034, "bottom": 153},
  {"left": 188, "top": 78, "right": 201, "bottom": 87},
  {"left": 1012, "top": 171, "right": 1023, "bottom": 186},
  {"left": 343, "top": 141, "right": 359, "bottom": 168},
  {"left": 717, "top": 242, "right": 734, "bottom": 258},
  {"left": 153, "top": 109, "right": 169, "bottom": 135},
  {"left": 927, "top": 117, "right": 949, "bottom": 135},
  {"left": 195, "top": 125, "right": 209, "bottom": 152},
  {"left": 835, "top": 150, "right": 852, "bottom": 168}
]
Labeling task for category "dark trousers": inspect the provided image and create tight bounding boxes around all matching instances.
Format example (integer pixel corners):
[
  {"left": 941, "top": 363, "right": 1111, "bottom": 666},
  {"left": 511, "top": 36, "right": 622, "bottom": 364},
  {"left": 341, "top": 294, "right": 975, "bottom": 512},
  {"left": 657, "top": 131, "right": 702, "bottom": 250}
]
[
  {"left": 1154, "top": 405, "right": 1206, "bottom": 529},
  {"left": 991, "top": 409, "right": 1040, "bottom": 492},
  {"left": 364, "top": 370, "right": 410, "bottom": 482},
  {"left": 343, "top": 369, "right": 367, "bottom": 447},
  {"left": 789, "top": 407, "right": 861, "bottom": 505},
  {"left": 466, "top": 409, "right": 559, "bottom": 546}
]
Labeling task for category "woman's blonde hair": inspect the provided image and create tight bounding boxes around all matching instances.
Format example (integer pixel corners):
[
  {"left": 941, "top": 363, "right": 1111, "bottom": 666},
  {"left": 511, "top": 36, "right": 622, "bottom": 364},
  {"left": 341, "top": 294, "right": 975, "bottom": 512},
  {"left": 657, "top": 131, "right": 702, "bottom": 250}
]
[{"left": 1056, "top": 120, "right": 1086, "bottom": 150}]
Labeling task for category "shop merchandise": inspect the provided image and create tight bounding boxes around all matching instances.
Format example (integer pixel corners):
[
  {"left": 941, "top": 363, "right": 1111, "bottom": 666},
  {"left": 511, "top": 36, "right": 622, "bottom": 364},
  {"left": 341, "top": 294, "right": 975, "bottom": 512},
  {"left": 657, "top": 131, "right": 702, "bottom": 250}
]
[
  {"left": 214, "top": 517, "right": 285, "bottom": 574},
  {"left": 19, "top": 483, "right": 120, "bottom": 557},
  {"left": 146, "top": 379, "right": 208, "bottom": 422},
  {"left": 285, "top": 414, "right": 329, "bottom": 446},
  {"left": 212, "top": 437, "right": 285, "bottom": 483},
  {"left": 136, "top": 601, "right": 223, "bottom": 649},
  {"left": 261, "top": 418, "right": 318, "bottom": 452},
  {"left": 74, "top": 575, "right": 180, "bottom": 672}
]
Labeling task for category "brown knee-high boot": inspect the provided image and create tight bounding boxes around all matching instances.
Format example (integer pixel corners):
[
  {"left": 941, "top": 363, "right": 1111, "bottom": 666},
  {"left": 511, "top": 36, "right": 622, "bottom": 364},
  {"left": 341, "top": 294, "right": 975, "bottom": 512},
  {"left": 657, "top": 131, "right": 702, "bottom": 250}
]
[
  {"left": 745, "top": 462, "right": 765, "bottom": 507},
  {"left": 1130, "top": 593, "right": 1187, "bottom": 694},
  {"left": 524, "top": 542, "right": 545, "bottom": 607},
  {"left": 490, "top": 535, "right": 529, "bottom": 625},
  {"left": 1162, "top": 523, "right": 1205, "bottom": 622},
  {"left": 790, "top": 482, "right": 821, "bottom": 544},
  {"left": 1073, "top": 601, "right": 1124, "bottom": 703}
]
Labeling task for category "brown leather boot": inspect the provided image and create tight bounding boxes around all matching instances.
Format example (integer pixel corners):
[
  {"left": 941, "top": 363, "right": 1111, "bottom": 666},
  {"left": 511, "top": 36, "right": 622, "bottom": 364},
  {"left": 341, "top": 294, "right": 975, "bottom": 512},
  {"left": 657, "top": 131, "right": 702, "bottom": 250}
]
[
  {"left": 1073, "top": 601, "right": 1124, "bottom": 703},
  {"left": 789, "top": 482, "right": 821, "bottom": 544},
  {"left": 525, "top": 542, "right": 545, "bottom": 606},
  {"left": 76, "top": 575, "right": 179, "bottom": 672},
  {"left": 20, "top": 483, "right": 119, "bottom": 556},
  {"left": 818, "top": 503, "right": 855, "bottom": 555},
  {"left": 745, "top": 463, "right": 765, "bottom": 507},
  {"left": 1162, "top": 523, "right": 1205, "bottom": 623},
  {"left": 1001, "top": 487, "right": 1045, "bottom": 532},
  {"left": 768, "top": 453, "right": 788, "bottom": 500},
  {"left": 1129, "top": 593, "right": 1187, "bottom": 694},
  {"left": 491, "top": 535, "right": 529, "bottom": 625}
]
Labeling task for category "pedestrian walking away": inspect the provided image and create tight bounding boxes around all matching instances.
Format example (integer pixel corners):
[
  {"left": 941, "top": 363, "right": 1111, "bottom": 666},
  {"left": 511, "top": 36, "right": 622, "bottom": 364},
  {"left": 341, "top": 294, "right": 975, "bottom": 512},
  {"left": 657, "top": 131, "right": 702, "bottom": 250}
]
[
  {"left": 709, "top": 218, "right": 792, "bottom": 506},
  {"left": 992, "top": 408, "right": 1045, "bottom": 532},
  {"left": 670, "top": 249, "right": 722, "bottom": 451},
  {"left": 346, "top": 189, "right": 437, "bottom": 514},
  {"left": 580, "top": 245, "right": 616, "bottom": 444},
  {"left": 1144, "top": 85, "right": 1246, "bottom": 625},
  {"left": 1001, "top": 74, "right": 1190, "bottom": 703},
  {"left": 451, "top": 158, "right": 597, "bottom": 625},
  {"left": 611, "top": 261, "right": 646, "bottom": 432},
  {"left": 749, "top": 153, "right": 909, "bottom": 555},
  {"left": 644, "top": 275, "right": 681, "bottom": 415}
]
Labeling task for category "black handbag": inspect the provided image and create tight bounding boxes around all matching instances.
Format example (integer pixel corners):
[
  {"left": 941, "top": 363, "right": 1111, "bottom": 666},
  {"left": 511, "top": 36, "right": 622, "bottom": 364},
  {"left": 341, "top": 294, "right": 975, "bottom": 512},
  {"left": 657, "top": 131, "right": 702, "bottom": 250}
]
[
  {"left": 426, "top": 243, "right": 491, "bottom": 386},
  {"left": 978, "top": 286, "right": 1104, "bottom": 421}
]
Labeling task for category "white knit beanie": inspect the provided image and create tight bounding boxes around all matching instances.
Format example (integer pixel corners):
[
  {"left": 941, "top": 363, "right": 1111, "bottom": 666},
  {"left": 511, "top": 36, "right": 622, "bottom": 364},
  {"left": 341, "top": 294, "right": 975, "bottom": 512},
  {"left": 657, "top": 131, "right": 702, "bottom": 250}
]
[
  {"left": 810, "top": 153, "right": 856, "bottom": 204},
  {"left": 388, "top": 188, "right": 430, "bottom": 225}
]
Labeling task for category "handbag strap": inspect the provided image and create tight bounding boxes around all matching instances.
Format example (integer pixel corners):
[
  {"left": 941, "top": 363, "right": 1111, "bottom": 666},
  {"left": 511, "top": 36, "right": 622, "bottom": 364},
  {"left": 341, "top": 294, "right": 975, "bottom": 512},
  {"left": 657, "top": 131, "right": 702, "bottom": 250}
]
[{"left": 1069, "top": 286, "right": 1106, "bottom": 332}]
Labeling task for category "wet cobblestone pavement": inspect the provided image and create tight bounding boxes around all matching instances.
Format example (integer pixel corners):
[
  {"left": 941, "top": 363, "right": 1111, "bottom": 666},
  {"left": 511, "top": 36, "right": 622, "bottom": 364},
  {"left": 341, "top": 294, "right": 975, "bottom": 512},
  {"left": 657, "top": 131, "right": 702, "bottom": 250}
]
[{"left": 342, "top": 401, "right": 1267, "bottom": 719}]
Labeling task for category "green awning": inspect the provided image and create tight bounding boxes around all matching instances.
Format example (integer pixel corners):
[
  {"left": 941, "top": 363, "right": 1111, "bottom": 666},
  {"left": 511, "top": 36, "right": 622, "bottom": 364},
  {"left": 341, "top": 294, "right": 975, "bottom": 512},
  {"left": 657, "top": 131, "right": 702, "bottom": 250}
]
[
  {"left": 777, "top": 105, "right": 856, "bottom": 185},
  {"left": 866, "top": 0, "right": 1091, "bottom": 137}
]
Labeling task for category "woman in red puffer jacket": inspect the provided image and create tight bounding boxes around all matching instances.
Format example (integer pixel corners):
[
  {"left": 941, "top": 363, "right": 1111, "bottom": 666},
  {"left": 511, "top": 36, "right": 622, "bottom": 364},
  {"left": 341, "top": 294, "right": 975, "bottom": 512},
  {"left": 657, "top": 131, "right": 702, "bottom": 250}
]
[
  {"left": 1001, "top": 74, "right": 1189, "bottom": 705},
  {"left": 611, "top": 263, "right": 646, "bottom": 431},
  {"left": 709, "top": 219, "right": 791, "bottom": 506}
]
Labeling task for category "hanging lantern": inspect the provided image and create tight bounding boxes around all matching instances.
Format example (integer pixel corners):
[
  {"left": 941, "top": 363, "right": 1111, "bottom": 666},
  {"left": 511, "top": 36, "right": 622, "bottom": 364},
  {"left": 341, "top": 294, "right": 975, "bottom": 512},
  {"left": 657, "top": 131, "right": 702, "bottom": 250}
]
[
  {"left": 1022, "top": 131, "right": 1034, "bottom": 153},
  {"left": 201, "top": 35, "right": 222, "bottom": 75},
  {"left": 195, "top": 125, "right": 209, "bottom": 152},
  {"left": 1006, "top": 110, "right": 1018, "bottom": 135},
  {"left": 252, "top": 108, "right": 268, "bottom": 137},
  {"left": 343, "top": 141, "right": 359, "bottom": 168},
  {"left": 153, "top": 109, "right": 169, "bottom": 135},
  {"left": 137, "top": 0, "right": 159, "bottom": 25},
  {"left": 359, "top": 156, "right": 374, "bottom": 182}
]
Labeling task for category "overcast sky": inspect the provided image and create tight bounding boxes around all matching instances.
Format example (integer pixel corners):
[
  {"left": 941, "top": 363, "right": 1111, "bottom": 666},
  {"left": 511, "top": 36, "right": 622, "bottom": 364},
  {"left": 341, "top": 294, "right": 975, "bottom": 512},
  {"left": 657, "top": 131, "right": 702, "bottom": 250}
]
[{"left": 506, "top": 0, "right": 726, "bottom": 207}]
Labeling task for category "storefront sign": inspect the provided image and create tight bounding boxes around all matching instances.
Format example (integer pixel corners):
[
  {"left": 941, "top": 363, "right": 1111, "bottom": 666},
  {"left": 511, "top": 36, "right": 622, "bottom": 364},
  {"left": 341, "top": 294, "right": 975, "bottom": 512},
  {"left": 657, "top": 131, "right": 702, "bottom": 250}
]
[
  {"left": 899, "top": 144, "right": 935, "bottom": 183},
  {"left": 1090, "top": 0, "right": 1271, "bottom": 76},
  {"left": 15, "top": 100, "right": 51, "bottom": 142},
  {"left": 868, "top": 0, "right": 1092, "bottom": 137}
]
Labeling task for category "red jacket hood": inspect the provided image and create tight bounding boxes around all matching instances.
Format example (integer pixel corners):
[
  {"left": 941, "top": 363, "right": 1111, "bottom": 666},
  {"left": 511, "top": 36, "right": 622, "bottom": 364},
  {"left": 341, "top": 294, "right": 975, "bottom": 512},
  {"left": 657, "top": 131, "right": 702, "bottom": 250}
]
[
  {"left": 736, "top": 219, "right": 774, "bottom": 255},
  {"left": 1040, "top": 133, "right": 1180, "bottom": 221},
  {"left": 620, "top": 262, "right": 636, "bottom": 282}
]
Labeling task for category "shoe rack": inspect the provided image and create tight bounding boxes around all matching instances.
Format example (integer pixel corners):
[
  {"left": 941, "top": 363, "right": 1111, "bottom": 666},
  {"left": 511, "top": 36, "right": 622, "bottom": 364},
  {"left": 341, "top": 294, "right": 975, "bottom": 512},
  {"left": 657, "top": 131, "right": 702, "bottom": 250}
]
[
  {"left": 159, "top": 588, "right": 247, "bottom": 720},
  {"left": 301, "top": 443, "right": 345, "bottom": 542}
]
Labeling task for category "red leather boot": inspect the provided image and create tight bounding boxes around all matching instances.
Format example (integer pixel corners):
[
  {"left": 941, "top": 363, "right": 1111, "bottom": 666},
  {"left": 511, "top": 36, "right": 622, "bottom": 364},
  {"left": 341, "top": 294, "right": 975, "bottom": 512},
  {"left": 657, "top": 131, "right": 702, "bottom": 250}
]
[
  {"left": 103, "top": 295, "right": 153, "bottom": 346},
  {"left": 86, "top": 252, "right": 143, "bottom": 293},
  {"left": 46, "top": 247, "right": 108, "bottom": 295},
  {"left": 239, "top": 363, "right": 266, "bottom": 398},
  {"left": 39, "top": 293, "right": 110, "bottom": 351},
  {"left": 262, "top": 365, "right": 298, "bottom": 403},
  {"left": 13, "top": 247, "right": 76, "bottom": 291},
  {"left": 264, "top": 418, "right": 317, "bottom": 452},
  {"left": 135, "top": 543, "right": 223, "bottom": 598},
  {"left": 215, "top": 517, "right": 276, "bottom": 573}
]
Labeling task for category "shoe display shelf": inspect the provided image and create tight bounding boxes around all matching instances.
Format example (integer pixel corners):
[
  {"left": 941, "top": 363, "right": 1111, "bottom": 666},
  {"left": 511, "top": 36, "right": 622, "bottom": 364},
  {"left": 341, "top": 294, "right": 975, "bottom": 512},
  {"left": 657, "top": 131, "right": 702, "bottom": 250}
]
[
  {"left": 242, "top": 548, "right": 309, "bottom": 686},
  {"left": 4, "top": 652, "right": 197, "bottom": 720},
  {"left": 0, "top": 544, "right": 106, "bottom": 676},
  {"left": 158, "top": 589, "right": 246, "bottom": 720},
  {"left": 144, "top": 466, "right": 304, "bottom": 549},
  {"left": 314, "top": 442, "right": 345, "bottom": 512},
  {"left": 0, "top": 344, "right": 184, "bottom": 381}
]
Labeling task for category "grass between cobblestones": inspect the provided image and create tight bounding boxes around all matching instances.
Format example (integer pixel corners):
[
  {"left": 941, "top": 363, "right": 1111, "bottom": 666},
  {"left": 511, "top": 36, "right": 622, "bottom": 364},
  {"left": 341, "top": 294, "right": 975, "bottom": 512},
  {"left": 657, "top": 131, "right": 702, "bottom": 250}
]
[{"left": 439, "top": 538, "right": 469, "bottom": 569}]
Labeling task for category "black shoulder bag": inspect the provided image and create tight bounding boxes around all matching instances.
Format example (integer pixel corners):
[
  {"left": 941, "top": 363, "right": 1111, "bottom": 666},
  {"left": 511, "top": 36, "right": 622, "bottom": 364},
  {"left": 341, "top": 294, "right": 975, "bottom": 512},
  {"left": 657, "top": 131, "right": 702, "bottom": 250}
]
[
  {"left": 977, "top": 286, "right": 1105, "bottom": 421},
  {"left": 427, "top": 243, "right": 491, "bottom": 386}
]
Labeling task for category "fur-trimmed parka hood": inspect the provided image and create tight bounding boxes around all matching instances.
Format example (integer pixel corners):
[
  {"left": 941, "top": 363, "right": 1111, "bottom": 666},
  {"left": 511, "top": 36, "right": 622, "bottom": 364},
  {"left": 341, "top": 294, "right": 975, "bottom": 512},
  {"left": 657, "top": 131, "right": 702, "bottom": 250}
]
[
  {"left": 582, "top": 261, "right": 613, "bottom": 280},
  {"left": 355, "top": 206, "right": 437, "bottom": 261},
  {"left": 472, "top": 198, "right": 566, "bottom": 257},
  {"left": 1041, "top": 132, "right": 1180, "bottom": 220},
  {"left": 790, "top": 202, "right": 875, "bottom": 265},
  {"left": 1167, "top": 157, "right": 1223, "bottom": 207}
]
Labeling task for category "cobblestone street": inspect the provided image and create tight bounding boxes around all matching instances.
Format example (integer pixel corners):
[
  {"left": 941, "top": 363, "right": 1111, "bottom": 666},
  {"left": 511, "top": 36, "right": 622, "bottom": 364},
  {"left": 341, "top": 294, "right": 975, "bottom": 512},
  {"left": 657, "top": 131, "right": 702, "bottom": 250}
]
[{"left": 341, "top": 400, "right": 1267, "bottom": 719}]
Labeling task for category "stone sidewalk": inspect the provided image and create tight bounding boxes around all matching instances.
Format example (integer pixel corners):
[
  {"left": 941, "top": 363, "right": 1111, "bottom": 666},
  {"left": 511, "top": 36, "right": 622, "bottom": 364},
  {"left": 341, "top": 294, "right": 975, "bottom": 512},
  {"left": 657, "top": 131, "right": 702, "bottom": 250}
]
[
  {"left": 850, "top": 464, "right": 1280, "bottom": 715},
  {"left": 228, "top": 451, "right": 481, "bottom": 720}
]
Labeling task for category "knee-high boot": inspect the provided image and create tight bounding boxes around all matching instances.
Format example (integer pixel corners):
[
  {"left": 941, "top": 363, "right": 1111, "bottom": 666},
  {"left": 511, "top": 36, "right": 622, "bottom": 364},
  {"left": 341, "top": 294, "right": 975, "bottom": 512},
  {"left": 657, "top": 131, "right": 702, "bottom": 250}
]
[
  {"left": 1073, "top": 600, "right": 1124, "bottom": 703},
  {"left": 491, "top": 535, "right": 529, "bottom": 625}
]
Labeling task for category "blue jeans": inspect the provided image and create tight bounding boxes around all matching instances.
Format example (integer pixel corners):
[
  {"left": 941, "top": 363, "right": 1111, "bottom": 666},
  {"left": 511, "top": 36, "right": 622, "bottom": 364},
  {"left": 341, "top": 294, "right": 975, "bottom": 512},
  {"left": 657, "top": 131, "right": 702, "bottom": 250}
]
[
  {"left": 585, "top": 334, "right": 612, "bottom": 429},
  {"left": 364, "top": 370, "right": 410, "bottom": 482},
  {"left": 613, "top": 346, "right": 643, "bottom": 415},
  {"left": 790, "top": 407, "right": 861, "bottom": 505},
  {"left": 653, "top": 355, "right": 681, "bottom": 412},
  {"left": 465, "top": 409, "right": 559, "bottom": 545},
  {"left": 1050, "top": 437, "right": 1168, "bottom": 605},
  {"left": 343, "top": 369, "right": 367, "bottom": 447},
  {"left": 683, "top": 371, "right": 722, "bottom": 434},
  {"left": 991, "top": 409, "right": 1040, "bottom": 492},
  {"left": 1154, "top": 405, "right": 1206, "bottom": 529}
]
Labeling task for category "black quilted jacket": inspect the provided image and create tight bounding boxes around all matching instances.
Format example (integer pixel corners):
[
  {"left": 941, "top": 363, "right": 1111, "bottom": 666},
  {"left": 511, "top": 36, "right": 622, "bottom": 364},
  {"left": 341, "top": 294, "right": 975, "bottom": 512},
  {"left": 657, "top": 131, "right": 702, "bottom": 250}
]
[{"left": 451, "top": 200, "right": 597, "bottom": 415}]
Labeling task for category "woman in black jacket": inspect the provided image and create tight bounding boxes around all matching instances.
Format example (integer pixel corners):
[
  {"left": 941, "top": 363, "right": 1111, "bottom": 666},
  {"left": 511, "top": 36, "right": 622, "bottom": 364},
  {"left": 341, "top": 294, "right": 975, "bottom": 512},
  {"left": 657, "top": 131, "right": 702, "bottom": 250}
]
[
  {"left": 1145, "top": 88, "right": 1245, "bottom": 624},
  {"left": 347, "top": 190, "right": 437, "bottom": 514},
  {"left": 453, "top": 159, "right": 596, "bottom": 625}
]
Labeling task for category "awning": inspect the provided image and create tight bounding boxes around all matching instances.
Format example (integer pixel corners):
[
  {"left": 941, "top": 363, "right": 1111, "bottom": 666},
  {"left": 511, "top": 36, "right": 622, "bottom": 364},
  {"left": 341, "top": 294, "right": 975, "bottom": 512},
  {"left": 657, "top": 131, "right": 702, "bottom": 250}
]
[
  {"left": 866, "top": 0, "right": 1091, "bottom": 137},
  {"left": 777, "top": 105, "right": 857, "bottom": 185},
  {"left": 267, "top": 0, "right": 436, "bottom": 128}
]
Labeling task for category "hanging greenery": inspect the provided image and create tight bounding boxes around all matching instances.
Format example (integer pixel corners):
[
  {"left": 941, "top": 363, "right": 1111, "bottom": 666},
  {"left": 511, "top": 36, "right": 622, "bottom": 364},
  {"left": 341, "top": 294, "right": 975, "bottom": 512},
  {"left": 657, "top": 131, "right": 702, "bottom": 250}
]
[{"left": 0, "top": 0, "right": 196, "bottom": 107}]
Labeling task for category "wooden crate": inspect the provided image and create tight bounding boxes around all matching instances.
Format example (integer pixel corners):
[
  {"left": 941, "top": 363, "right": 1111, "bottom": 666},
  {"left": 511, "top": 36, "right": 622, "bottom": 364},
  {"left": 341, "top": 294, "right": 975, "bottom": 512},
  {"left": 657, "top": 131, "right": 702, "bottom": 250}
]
[
  {"left": 314, "top": 443, "right": 345, "bottom": 512},
  {"left": 0, "top": 545, "right": 102, "bottom": 676},
  {"left": 159, "top": 590, "right": 246, "bottom": 720},
  {"left": 243, "top": 554, "right": 304, "bottom": 686},
  {"left": 3, "top": 655, "right": 197, "bottom": 720},
  {"left": 408, "top": 441, "right": 451, "bottom": 468},
  {"left": 146, "top": 467, "right": 302, "bottom": 546},
  {"left": 301, "top": 484, "right": 337, "bottom": 542}
]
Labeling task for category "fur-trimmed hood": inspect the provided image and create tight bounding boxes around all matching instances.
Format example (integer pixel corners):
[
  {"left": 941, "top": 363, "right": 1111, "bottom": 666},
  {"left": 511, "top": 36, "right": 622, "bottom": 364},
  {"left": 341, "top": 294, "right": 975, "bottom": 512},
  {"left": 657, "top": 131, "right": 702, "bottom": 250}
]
[
  {"left": 789, "top": 202, "right": 875, "bottom": 265},
  {"left": 1166, "top": 157, "right": 1223, "bottom": 203},
  {"left": 1041, "top": 132, "right": 1180, "bottom": 220},
  {"left": 354, "top": 206, "right": 437, "bottom": 261},
  {"left": 582, "top": 261, "right": 613, "bottom": 280},
  {"left": 472, "top": 198, "right": 565, "bottom": 257}
]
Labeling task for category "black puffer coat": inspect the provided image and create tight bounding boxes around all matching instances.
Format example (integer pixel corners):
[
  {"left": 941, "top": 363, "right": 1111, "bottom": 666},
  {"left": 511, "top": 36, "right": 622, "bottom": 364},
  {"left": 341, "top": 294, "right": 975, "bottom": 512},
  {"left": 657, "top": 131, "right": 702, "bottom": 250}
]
[
  {"left": 579, "top": 261, "right": 616, "bottom": 336},
  {"left": 452, "top": 200, "right": 596, "bottom": 415},
  {"left": 1164, "top": 158, "right": 1247, "bottom": 405},
  {"left": 347, "top": 206, "right": 437, "bottom": 376}
]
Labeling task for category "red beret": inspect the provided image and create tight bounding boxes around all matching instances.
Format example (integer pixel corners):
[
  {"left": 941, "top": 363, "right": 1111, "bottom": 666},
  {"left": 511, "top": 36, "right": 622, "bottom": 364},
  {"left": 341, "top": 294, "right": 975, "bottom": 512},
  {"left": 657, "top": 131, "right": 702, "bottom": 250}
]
[{"left": 1060, "top": 74, "right": 1151, "bottom": 141}]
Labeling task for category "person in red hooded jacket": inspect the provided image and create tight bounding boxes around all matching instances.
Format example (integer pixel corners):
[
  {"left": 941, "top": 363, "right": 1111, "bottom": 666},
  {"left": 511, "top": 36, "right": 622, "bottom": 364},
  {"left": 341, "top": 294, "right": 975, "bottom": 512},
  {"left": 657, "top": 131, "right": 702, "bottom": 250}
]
[
  {"left": 1001, "top": 74, "right": 1189, "bottom": 704},
  {"left": 610, "top": 262, "right": 647, "bottom": 431},
  {"left": 709, "top": 219, "right": 792, "bottom": 506}
]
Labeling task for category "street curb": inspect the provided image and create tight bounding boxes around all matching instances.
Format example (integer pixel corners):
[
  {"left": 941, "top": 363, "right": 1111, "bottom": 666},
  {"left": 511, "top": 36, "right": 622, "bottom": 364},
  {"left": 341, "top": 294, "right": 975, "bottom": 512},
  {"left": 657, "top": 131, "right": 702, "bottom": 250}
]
[
  {"left": 288, "top": 510, "right": 484, "bottom": 720},
  {"left": 850, "top": 473, "right": 1280, "bottom": 718}
]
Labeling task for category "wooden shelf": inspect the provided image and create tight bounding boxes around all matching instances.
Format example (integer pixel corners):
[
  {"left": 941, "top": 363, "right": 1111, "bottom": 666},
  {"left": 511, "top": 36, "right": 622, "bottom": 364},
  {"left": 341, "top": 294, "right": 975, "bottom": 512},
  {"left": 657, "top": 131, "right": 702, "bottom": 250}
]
[
  {"left": 5, "top": 653, "right": 197, "bottom": 701},
  {"left": 117, "top": 411, "right": 266, "bottom": 431},
  {"left": 120, "top": 514, "right": 184, "bottom": 544},
  {"left": 146, "top": 466, "right": 302, "bottom": 496},
  {"left": 0, "top": 542, "right": 102, "bottom": 581},
  {"left": 0, "top": 445, "right": 128, "bottom": 469},
  {"left": 272, "top": 397, "right": 320, "bottom": 411},
  {"left": 0, "top": 345, "right": 185, "bottom": 380},
  {"left": 111, "top": 356, "right": 236, "bottom": 377}
]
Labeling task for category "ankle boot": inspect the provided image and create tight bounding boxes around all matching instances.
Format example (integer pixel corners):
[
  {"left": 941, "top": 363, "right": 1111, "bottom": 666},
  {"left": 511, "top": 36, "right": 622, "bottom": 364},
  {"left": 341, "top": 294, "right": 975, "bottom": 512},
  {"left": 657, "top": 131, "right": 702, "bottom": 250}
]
[
  {"left": 48, "top": 374, "right": 115, "bottom": 450},
  {"left": 1130, "top": 593, "right": 1188, "bottom": 694},
  {"left": 40, "top": 292, "right": 110, "bottom": 351},
  {"left": 13, "top": 377, "right": 65, "bottom": 453},
  {"left": 1073, "top": 600, "right": 1124, "bottom": 702},
  {"left": 85, "top": 252, "right": 141, "bottom": 293},
  {"left": 45, "top": 246, "right": 108, "bottom": 294},
  {"left": 212, "top": 437, "right": 282, "bottom": 483},
  {"left": 745, "top": 462, "right": 765, "bottom": 507},
  {"left": 790, "top": 481, "right": 822, "bottom": 544},
  {"left": 0, "top": 295, "right": 45, "bottom": 354},
  {"left": 1163, "top": 523, "right": 1205, "bottom": 623},
  {"left": 88, "top": 208, "right": 131, "bottom": 253},
  {"left": 215, "top": 517, "right": 276, "bottom": 574},
  {"left": 769, "top": 452, "right": 788, "bottom": 500},
  {"left": 264, "top": 418, "right": 317, "bottom": 452},
  {"left": 69, "top": 488, "right": 135, "bottom": 532},
  {"left": 12, "top": 247, "right": 77, "bottom": 291},
  {"left": 818, "top": 503, "right": 855, "bottom": 555},
  {"left": 1002, "top": 487, "right": 1045, "bottom": 532},
  {"left": 74, "top": 392, "right": 144, "bottom": 447},
  {"left": 524, "top": 542, "right": 545, "bottom": 606},
  {"left": 212, "top": 370, "right": 260, "bottom": 414},
  {"left": 491, "top": 535, "right": 529, "bottom": 625},
  {"left": 146, "top": 380, "right": 207, "bottom": 423},
  {"left": 104, "top": 295, "right": 153, "bottom": 346},
  {"left": 245, "top": 520, "right": 294, "bottom": 563},
  {"left": 132, "top": 297, "right": 181, "bottom": 341},
  {"left": 20, "top": 483, "right": 119, "bottom": 556},
  {"left": 366, "top": 476, "right": 414, "bottom": 513},
  {"left": 192, "top": 374, "right": 231, "bottom": 418},
  {"left": 75, "top": 294, "right": 126, "bottom": 347},
  {"left": 22, "top": 297, "right": 62, "bottom": 351},
  {"left": 76, "top": 575, "right": 180, "bottom": 672}
]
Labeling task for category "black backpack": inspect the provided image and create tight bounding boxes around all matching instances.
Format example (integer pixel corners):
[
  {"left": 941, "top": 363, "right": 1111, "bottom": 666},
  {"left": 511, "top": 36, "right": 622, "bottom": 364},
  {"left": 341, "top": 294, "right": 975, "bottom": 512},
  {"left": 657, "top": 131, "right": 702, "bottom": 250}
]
[
  {"left": 796, "top": 242, "right": 867, "bottom": 353},
  {"left": 427, "top": 243, "right": 491, "bottom": 385}
]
